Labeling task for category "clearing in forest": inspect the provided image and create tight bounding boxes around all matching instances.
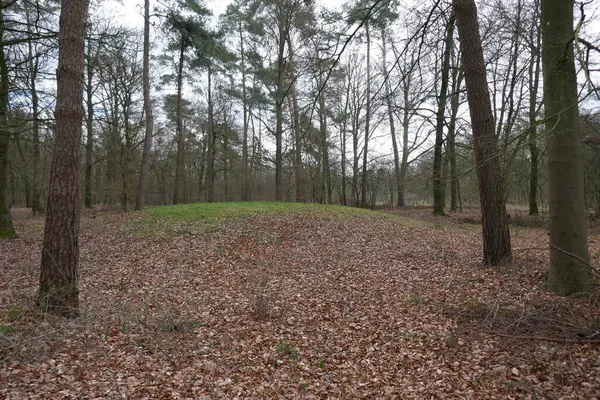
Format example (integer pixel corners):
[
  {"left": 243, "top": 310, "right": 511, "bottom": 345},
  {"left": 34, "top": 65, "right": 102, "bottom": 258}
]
[{"left": 1, "top": 203, "right": 599, "bottom": 399}]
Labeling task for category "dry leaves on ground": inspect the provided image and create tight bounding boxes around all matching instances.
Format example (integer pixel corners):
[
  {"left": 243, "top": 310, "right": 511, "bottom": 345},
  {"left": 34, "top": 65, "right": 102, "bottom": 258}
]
[{"left": 0, "top": 205, "right": 599, "bottom": 399}]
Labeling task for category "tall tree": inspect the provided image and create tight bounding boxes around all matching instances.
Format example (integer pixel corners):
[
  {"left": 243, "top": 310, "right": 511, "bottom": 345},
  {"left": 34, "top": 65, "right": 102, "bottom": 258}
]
[
  {"left": 433, "top": 13, "right": 455, "bottom": 216},
  {"left": 135, "top": 0, "right": 155, "bottom": 211},
  {"left": 542, "top": 0, "right": 593, "bottom": 295},
  {"left": 39, "top": 0, "right": 89, "bottom": 316},
  {"left": 527, "top": 0, "right": 541, "bottom": 216},
  {"left": 0, "top": 1, "right": 15, "bottom": 238},
  {"left": 453, "top": 0, "right": 512, "bottom": 265}
]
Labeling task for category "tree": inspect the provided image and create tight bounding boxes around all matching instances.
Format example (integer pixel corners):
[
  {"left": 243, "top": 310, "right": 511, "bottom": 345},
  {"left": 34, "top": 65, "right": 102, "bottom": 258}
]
[
  {"left": 433, "top": 13, "right": 455, "bottom": 216},
  {"left": 38, "top": 0, "right": 89, "bottom": 316},
  {"left": 162, "top": 0, "right": 211, "bottom": 204},
  {"left": 542, "top": 0, "right": 593, "bottom": 295},
  {"left": 0, "top": 1, "right": 15, "bottom": 238},
  {"left": 453, "top": 0, "right": 512, "bottom": 265},
  {"left": 135, "top": 0, "right": 154, "bottom": 211}
]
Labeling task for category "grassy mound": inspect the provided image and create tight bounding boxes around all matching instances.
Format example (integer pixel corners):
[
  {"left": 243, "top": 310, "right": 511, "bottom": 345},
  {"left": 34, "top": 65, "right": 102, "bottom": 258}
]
[{"left": 128, "top": 202, "right": 418, "bottom": 238}]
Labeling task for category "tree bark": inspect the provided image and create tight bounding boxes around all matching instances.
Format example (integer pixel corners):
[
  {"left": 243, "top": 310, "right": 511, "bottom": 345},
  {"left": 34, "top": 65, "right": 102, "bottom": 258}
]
[
  {"left": 135, "top": 0, "right": 154, "bottom": 211},
  {"left": 39, "top": 0, "right": 89, "bottom": 317},
  {"left": 433, "top": 14, "right": 455, "bottom": 216},
  {"left": 454, "top": 0, "right": 512, "bottom": 265},
  {"left": 542, "top": 0, "right": 593, "bottom": 295}
]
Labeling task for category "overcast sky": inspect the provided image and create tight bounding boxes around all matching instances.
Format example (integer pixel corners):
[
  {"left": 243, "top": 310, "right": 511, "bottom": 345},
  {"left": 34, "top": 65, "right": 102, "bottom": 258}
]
[{"left": 102, "top": 0, "right": 348, "bottom": 28}]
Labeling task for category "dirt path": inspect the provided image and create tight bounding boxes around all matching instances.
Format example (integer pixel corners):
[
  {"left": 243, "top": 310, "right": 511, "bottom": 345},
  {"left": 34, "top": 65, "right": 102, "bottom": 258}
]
[{"left": 1, "top": 208, "right": 599, "bottom": 399}]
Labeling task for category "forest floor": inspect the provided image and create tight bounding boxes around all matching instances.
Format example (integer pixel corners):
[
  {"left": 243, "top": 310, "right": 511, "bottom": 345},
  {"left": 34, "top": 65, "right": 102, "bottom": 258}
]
[{"left": 1, "top": 202, "right": 599, "bottom": 399}]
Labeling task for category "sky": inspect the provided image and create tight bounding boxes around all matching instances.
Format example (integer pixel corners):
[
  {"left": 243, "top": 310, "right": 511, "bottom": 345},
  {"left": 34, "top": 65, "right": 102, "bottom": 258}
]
[{"left": 104, "top": 0, "right": 348, "bottom": 27}]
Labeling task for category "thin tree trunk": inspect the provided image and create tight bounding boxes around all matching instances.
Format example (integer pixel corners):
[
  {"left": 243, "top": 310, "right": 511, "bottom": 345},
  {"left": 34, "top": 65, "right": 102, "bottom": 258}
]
[
  {"left": 84, "top": 35, "right": 94, "bottom": 209},
  {"left": 448, "top": 65, "right": 463, "bottom": 212},
  {"left": 287, "top": 37, "right": 303, "bottom": 202},
  {"left": 433, "top": 14, "right": 455, "bottom": 216},
  {"left": 27, "top": 6, "right": 43, "bottom": 214},
  {"left": 399, "top": 78, "right": 411, "bottom": 207},
  {"left": 274, "top": 22, "right": 286, "bottom": 202},
  {"left": 318, "top": 70, "right": 331, "bottom": 204},
  {"left": 360, "top": 22, "right": 371, "bottom": 209},
  {"left": 39, "top": 0, "right": 89, "bottom": 316},
  {"left": 542, "top": 0, "right": 593, "bottom": 295},
  {"left": 239, "top": 20, "right": 250, "bottom": 202},
  {"left": 382, "top": 29, "right": 401, "bottom": 208},
  {"left": 135, "top": 0, "right": 154, "bottom": 211},
  {"left": 173, "top": 36, "right": 185, "bottom": 205},
  {"left": 454, "top": 0, "right": 512, "bottom": 265},
  {"left": 528, "top": 0, "right": 541, "bottom": 216},
  {"left": 206, "top": 66, "right": 216, "bottom": 202}
]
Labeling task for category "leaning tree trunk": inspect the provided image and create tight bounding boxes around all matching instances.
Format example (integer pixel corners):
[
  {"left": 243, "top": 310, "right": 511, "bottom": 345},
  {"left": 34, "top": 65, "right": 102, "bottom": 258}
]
[
  {"left": 542, "top": 0, "right": 593, "bottom": 295},
  {"left": 135, "top": 0, "right": 154, "bottom": 211},
  {"left": 39, "top": 0, "right": 89, "bottom": 317},
  {"left": 433, "top": 14, "right": 455, "bottom": 216},
  {"left": 453, "top": 0, "right": 512, "bottom": 265}
]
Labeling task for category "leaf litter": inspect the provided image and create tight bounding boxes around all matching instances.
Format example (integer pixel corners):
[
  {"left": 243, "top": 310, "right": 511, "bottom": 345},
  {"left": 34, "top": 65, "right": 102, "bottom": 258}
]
[{"left": 0, "top": 205, "right": 599, "bottom": 399}]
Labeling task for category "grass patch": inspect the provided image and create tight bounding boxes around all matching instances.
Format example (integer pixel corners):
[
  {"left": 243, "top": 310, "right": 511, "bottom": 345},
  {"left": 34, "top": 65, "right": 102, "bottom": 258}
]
[
  {"left": 0, "top": 323, "right": 16, "bottom": 335},
  {"left": 127, "top": 202, "right": 421, "bottom": 238}
]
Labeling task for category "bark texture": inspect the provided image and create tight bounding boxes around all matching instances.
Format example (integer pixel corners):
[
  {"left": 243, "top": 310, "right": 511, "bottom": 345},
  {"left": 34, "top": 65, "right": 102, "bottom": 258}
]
[
  {"left": 542, "top": 0, "right": 593, "bottom": 295},
  {"left": 454, "top": 0, "right": 512, "bottom": 265},
  {"left": 39, "top": 0, "right": 89, "bottom": 316}
]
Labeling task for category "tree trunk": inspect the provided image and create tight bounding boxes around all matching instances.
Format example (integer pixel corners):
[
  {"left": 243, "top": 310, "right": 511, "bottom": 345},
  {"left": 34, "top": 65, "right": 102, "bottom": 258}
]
[
  {"left": 454, "top": 0, "right": 512, "bottom": 265},
  {"left": 173, "top": 36, "right": 185, "bottom": 205},
  {"left": 528, "top": 0, "right": 541, "bottom": 216},
  {"left": 0, "top": 5, "right": 14, "bottom": 239},
  {"left": 448, "top": 68, "right": 463, "bottom": 212},
  {"left": 542, "top": 0, "right": 593, "bottom": 295},
  {"left": 239, "top": 20, "right": 250, "bottom": 202},
  {"left": 135, "top": 0, "right": 154, "bottom": 211},
  {"left": 274, "top": 21, "right": 287, "bottom": 202},
  {"left": 433, "top": 14, "right": 455, "bottom": 216},
  {"left": 318, "top": 70, "right": 331, "bottom": 204},
  {"left": 399, "top": 77, "right": 411, "bottom": 207},
  {"left": 382, "top": 29, "right": 402, "bottom": 208},
  {"left": 206, "top": 66, "right": 216, "bottom": 202},
  {"left": 360, "top": 22, "right": 371, "bottom": 209},
  {"left": 39, "top": 0, "right": 89, "bottom": 317},
  {"left": 84, "top": 35, "right": 94, "bottom": 209},
  {"left": 27, "top": 8, "right": 43, "bottom": 214},
  {"left": 287, "top": 37, "right": 303, "bottom": 203}
]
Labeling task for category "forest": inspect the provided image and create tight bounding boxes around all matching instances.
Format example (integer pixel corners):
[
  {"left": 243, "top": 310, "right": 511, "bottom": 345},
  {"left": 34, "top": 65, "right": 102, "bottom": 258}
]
[{"left": 1, "top": 0, "right": 600, "bottom": 397}]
